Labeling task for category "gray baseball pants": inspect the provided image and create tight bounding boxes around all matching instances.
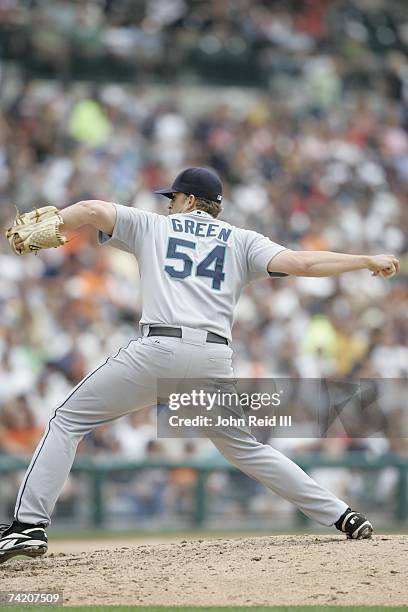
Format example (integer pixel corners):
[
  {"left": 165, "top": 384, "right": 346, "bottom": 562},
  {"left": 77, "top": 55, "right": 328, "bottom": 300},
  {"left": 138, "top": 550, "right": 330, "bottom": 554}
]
[{"left": 15, "top": 327, "right": 348, "bottom": 526}]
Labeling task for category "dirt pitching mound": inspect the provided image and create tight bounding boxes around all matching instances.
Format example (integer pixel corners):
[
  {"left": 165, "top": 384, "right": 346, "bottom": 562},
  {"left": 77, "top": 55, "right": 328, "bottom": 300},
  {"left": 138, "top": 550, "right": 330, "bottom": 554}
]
[{"left": 2, "top": 535, "right": 407, "bottom": 606}]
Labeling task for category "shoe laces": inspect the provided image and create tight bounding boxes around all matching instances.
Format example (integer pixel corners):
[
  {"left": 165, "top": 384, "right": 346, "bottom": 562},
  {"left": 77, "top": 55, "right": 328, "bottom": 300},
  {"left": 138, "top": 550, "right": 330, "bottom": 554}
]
[{"left": 0, "top": 523, "right": 11, "bottom": 535}]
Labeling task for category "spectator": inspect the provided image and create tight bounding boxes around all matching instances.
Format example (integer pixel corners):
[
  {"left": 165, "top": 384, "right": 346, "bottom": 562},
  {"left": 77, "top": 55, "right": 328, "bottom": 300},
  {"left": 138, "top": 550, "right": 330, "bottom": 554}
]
[{"left": 0, "top": 396, "right": 43, "bottom": 456}]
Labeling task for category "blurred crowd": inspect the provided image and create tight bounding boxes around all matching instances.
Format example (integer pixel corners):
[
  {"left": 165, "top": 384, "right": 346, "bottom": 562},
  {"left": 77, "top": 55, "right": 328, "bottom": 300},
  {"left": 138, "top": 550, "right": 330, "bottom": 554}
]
[
  {"left": 0, "top": 0, "right": 407, "bottom": 524},
  {"left": 0, "top": 0, "right": 406, "bottom": 85}
]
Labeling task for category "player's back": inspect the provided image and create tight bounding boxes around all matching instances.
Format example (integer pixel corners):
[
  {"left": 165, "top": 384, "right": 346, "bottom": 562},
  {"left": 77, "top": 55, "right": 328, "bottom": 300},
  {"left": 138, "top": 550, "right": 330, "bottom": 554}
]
[{"left": 98, "top": 205, "right": 286, "bottom": 341}]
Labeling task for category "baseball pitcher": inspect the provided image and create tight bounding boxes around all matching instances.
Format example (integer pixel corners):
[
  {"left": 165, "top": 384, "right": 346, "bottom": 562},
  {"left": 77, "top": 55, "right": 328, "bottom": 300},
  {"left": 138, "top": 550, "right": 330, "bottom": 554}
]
[{"left": 0, "top": 167, "right": 400, "bottom": 563}]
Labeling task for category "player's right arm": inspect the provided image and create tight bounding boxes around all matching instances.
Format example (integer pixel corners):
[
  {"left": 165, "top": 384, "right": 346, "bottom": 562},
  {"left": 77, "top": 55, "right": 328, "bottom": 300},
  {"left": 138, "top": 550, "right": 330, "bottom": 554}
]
[
  {"left": 268, "top": 249, "right": 400, "bottom": 278},
  {"left": 60, "top": 200, "right": 117, "bottom": 235},
  {"left": 244, "top": 229, "right": 400, "bottom": 284}
]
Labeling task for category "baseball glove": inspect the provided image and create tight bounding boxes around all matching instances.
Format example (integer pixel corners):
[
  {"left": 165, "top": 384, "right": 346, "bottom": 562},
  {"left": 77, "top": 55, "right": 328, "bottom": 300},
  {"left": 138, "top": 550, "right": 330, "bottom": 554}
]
[{"left": 5, "top": 205, "right": 67, "bottom": 256}]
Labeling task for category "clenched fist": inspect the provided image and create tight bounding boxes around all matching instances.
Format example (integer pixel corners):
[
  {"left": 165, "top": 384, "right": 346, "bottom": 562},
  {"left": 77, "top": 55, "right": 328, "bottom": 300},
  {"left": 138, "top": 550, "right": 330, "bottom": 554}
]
[{"left": 367, "top": 254, "right": 400, "bottom": 278}]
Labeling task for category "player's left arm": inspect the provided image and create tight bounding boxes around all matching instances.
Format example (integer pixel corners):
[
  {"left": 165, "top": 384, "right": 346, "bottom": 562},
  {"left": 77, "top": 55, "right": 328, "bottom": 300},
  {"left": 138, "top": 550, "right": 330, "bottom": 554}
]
[
  {"left": 60, "top": 200, "right": 117, "bottom": 235},
  {"left": 6, "top": 199, "right": 117, "bottom": 255},
  {"left": 6, "top": 200, "right": 152, "bottom": 256},
  {"left": 268, "top": 249, "right": 400, "bottom": 278}
]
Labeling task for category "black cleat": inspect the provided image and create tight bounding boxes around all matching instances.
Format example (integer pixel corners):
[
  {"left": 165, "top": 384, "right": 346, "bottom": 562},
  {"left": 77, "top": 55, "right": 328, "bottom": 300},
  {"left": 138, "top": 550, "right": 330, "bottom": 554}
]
[
  {"left": 335, "top": 508, "right": 373, "bottom": 540},
  {"left": 0, "top": 521, "right": 48, "bottom": 564}
]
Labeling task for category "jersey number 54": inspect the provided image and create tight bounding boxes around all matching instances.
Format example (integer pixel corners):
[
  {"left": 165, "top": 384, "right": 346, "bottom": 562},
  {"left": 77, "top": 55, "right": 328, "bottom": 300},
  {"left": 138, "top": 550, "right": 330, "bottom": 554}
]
[{"left": 164, "top": 237, "right": 226, "bottom": 290}]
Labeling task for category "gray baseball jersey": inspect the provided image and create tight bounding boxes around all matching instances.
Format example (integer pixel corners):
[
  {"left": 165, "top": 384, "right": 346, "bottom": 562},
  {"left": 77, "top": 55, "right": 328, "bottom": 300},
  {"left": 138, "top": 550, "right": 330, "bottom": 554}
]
[{"left": 98, "top": 205, "right": 287, "bottom": 340}]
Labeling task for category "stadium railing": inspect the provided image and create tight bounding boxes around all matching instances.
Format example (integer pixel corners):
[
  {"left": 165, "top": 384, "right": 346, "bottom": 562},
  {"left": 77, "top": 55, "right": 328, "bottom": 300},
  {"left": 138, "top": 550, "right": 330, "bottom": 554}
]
[{"left": 0, "top": 454, "right": 407, "bottom": 528}]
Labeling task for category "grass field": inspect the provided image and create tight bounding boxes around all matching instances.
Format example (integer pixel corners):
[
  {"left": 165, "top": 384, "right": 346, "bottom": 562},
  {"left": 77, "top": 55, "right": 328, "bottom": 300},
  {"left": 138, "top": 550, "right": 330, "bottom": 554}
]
[{"left": 3, "top": 607, "right": 408, "bottom": 611}]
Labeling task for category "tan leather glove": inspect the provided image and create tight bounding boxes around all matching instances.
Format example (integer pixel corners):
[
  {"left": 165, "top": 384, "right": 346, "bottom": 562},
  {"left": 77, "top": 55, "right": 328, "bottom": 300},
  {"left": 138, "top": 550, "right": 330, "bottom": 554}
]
[{"left": 5, "top": 206, "right": 67, "bottom": 255}]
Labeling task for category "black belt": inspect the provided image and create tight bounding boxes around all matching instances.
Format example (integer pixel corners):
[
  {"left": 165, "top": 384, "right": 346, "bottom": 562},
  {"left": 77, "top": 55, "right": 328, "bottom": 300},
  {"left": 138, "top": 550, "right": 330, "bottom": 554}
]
[{"left": 147, "top": 326, "right": 228, "bottom": 345}]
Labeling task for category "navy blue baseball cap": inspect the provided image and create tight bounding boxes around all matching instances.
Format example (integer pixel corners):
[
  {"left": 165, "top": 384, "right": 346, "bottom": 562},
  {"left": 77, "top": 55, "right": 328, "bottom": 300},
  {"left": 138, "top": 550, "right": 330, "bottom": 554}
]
[{"left": 154, "top": 167, "right": 223, "bottom": 203}]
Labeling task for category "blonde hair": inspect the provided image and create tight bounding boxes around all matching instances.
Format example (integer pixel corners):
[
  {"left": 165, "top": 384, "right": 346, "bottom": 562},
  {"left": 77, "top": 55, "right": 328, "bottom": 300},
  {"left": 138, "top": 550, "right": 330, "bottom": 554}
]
[{"left": 194, "top": 197, "right": 222, "bottom": 218}]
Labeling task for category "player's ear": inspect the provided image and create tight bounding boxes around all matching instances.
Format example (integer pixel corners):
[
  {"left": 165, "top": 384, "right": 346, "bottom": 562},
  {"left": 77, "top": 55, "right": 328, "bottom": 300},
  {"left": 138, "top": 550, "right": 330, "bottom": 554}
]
[{"left": 186, "top": 194, "right": 196, "bottom": 212}]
